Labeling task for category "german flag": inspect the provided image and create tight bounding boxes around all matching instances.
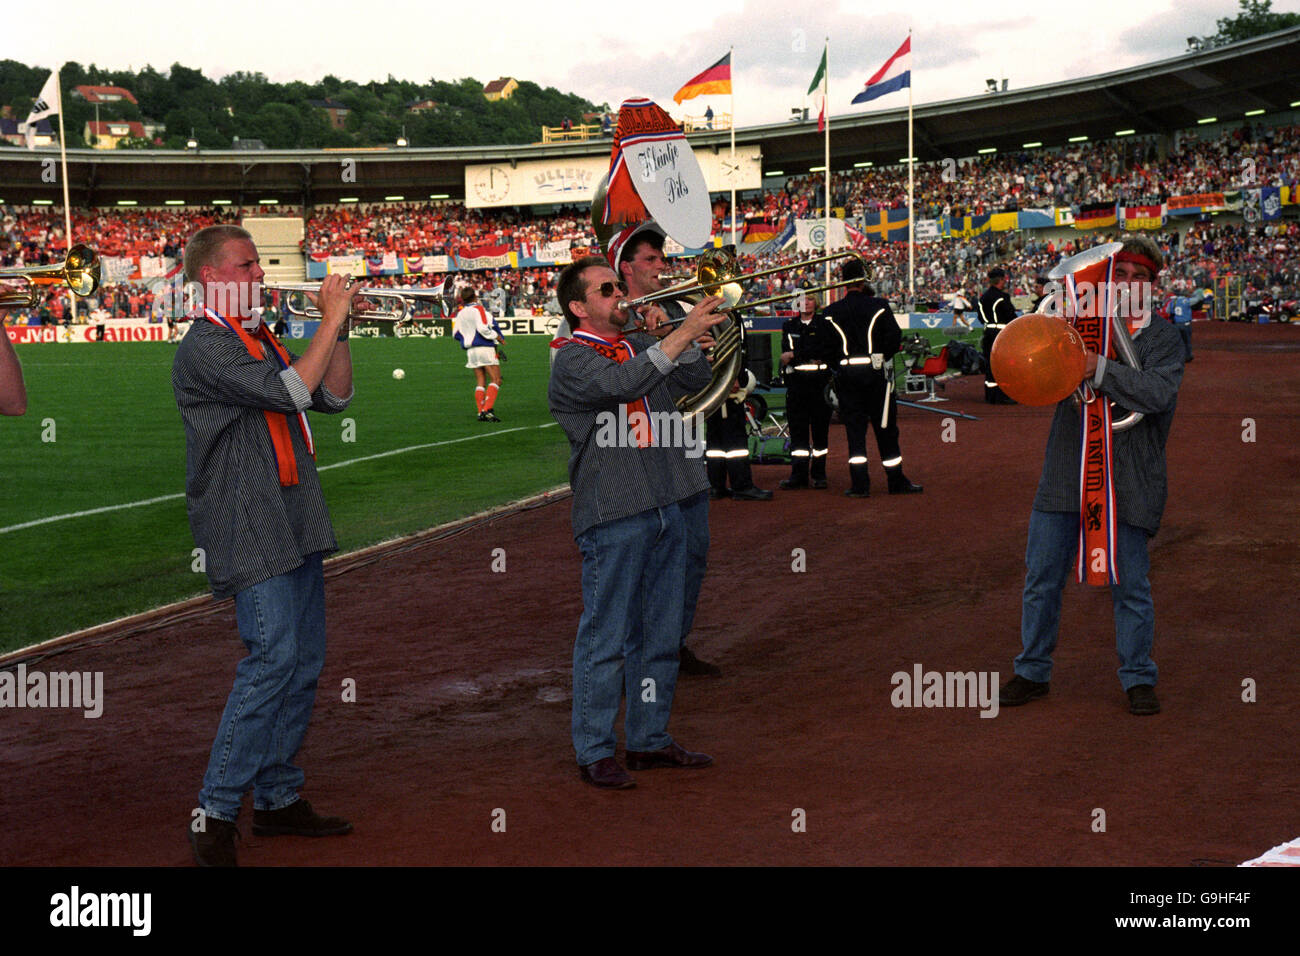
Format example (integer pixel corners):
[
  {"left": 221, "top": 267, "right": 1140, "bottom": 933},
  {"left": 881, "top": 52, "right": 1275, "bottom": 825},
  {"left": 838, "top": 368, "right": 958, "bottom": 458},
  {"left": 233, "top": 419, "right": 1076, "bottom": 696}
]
[
  {"left": 1074, "top": 201, "right": 1118, "bottom": 230},
  {"left": 673, "top": 52, "right": 732, "bottom": 104}
]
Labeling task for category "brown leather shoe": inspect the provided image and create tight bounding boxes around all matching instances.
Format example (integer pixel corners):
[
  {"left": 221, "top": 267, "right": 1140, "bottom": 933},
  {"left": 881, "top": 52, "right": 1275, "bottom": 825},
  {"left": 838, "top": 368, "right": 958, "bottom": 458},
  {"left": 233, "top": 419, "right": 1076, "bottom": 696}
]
[
  {"left": 625, "top": 741, "right": 713, "bottom": 771},
  {"left": 252, "top": 799, "right": 353, "bottom": 837},
  {"left": 579, "top": 756, "right": 636, "bottom": 789},
  {"left": 189, "top": 816, "right": 239, "bottom": 867}
]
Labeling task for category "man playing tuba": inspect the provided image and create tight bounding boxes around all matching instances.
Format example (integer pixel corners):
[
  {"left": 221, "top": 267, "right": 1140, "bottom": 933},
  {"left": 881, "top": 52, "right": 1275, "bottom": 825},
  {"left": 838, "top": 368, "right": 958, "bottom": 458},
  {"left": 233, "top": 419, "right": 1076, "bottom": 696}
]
[{"left": 999, "top": 236, "right": 1184, "bottom": 716}]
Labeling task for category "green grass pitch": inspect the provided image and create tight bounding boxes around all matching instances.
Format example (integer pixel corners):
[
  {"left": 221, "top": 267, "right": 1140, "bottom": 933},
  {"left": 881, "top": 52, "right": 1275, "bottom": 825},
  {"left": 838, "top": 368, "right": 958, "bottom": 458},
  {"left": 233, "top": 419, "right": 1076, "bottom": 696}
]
[{"left": 0, "top": 334, "right": 571, "bottom": 652}]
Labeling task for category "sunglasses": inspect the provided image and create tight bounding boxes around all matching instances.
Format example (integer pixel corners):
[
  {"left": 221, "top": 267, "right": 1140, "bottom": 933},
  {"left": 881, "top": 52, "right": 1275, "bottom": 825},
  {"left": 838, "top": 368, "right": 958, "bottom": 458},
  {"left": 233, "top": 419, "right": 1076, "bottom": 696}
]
[{"left": 587, "top": 279, "right": 628, "bottom": 299}]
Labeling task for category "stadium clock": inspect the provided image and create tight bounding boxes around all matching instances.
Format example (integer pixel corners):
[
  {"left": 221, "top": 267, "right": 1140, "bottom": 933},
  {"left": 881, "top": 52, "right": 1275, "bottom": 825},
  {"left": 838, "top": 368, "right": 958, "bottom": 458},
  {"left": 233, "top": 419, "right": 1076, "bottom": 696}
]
[{"left": 472, "top": 165, "right": 512, "bottom": 204}]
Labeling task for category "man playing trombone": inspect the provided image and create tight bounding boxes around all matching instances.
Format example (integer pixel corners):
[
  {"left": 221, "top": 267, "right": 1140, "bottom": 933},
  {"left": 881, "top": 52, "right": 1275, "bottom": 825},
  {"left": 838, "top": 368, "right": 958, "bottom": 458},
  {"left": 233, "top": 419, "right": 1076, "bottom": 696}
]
[
  {"left": 611, "top": 222, "right": 723, "bottom": 676},
  {"left": 173, "top": 224, "right": 358, "bottom": 865}
]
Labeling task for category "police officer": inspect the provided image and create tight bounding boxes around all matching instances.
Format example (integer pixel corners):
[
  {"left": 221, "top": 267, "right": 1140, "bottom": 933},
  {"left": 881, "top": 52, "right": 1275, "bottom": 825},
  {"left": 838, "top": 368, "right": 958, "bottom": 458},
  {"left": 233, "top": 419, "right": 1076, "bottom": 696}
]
[
  {"left": 823, "top": 258, "right": 922, "bottom": 497},
  {"left": 705, "top": 369, "right": 773, "bottom": 500},
  {"left": 978, "top": 267, "right": 1017, "bottom": 404},
  {"left": 778, "top": 291, "right": 836, "bottom": 489}
]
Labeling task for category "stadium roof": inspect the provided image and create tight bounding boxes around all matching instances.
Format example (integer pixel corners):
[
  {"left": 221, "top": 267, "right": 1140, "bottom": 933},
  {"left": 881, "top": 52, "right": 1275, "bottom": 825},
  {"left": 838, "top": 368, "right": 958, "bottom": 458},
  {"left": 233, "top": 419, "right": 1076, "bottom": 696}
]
[{"left": 1, "top": 26, "right": 1298, "bottom": 208}]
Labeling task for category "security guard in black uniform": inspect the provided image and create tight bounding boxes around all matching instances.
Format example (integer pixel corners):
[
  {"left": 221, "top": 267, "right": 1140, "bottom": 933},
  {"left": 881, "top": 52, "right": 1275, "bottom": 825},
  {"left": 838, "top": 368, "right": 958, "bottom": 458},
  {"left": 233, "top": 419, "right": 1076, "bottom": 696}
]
[
  {"left": 705, "top": 369, "right": 773, "bottom": 500},
  {"left": 823, "top": 258, "right": 923, "bottom": 497},
  {"left": 778, "top": 291, "right": 836, "bottom": 489},
  {"left": 978, "top": 267, "right": 1018, "bottom": 404}
]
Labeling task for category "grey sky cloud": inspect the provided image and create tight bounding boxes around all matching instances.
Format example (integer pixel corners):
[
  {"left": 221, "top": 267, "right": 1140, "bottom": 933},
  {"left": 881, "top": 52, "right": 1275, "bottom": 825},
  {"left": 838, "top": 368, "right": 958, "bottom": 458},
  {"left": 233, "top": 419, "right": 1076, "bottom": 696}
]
[{"left": 6, "top": 0, "right": 1297, "bottom": 125}]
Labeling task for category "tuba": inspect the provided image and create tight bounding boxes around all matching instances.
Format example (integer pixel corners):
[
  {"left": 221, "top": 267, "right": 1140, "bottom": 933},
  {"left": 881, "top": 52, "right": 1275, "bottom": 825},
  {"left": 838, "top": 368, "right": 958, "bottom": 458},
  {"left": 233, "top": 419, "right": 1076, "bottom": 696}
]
[{"left": 990, "top": 242, "right": 1144, "bottom": 432}]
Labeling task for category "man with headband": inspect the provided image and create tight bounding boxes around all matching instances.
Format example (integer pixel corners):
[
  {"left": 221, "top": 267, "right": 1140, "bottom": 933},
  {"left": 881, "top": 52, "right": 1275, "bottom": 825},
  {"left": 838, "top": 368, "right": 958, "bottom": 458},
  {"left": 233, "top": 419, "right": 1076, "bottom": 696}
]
[{"left": 999, "top": 236, "right": 1184, "bottom": 716}]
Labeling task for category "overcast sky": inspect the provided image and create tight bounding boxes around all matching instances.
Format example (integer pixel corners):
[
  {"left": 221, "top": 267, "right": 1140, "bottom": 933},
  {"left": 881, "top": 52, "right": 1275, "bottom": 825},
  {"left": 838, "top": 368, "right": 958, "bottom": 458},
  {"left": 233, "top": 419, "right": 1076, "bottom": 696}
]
[{"left": 6, "top": 0, "right": 1298, "bottom": 126}]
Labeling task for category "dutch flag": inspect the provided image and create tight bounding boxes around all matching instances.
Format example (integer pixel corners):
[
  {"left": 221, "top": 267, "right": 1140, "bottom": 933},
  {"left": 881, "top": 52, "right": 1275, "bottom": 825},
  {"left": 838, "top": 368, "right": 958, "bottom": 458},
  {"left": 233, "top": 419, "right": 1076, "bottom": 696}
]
[{"left": 852, "top": 37, "right": 910, "bottom": 105}]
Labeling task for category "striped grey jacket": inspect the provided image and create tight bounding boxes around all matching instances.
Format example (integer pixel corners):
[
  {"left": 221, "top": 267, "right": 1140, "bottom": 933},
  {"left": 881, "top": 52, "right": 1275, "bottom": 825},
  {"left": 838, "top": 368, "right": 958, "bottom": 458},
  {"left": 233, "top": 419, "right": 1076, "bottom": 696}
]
[
  {"left": 172, "top": 321, "right": 352, "bottom": 598},
  {"left": 549, "top": 332, "right": 711, "bottom": 537},
  {"left": 1032, "top": 318, "right": 1184, "bottom": 535}
]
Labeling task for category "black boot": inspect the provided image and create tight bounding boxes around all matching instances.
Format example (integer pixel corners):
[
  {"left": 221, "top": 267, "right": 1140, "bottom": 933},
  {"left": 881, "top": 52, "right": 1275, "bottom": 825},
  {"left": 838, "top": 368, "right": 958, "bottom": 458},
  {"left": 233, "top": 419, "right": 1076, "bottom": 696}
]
[
  {"left": 886, "top": 465, "right": 923, "bottom": 495},
  {"left": 845, "top": 459, "right": 871, "bottom": 497},
  {"left": 781, "top": 454, "right": 810, "bottom": 489},
  {"left": 707, "top": 458, "right": 729, "bottom": 498}
]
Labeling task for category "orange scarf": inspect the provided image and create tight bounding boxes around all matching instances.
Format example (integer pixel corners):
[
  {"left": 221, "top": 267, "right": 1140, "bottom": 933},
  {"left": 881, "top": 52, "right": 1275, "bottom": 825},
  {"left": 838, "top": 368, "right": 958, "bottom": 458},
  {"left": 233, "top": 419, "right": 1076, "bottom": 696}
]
[
  {"left": 203, "top": 309, "right": 314, "bottom": 486},
  {"left": 570, "top": 330, "right": 654, "bottom": 447}
]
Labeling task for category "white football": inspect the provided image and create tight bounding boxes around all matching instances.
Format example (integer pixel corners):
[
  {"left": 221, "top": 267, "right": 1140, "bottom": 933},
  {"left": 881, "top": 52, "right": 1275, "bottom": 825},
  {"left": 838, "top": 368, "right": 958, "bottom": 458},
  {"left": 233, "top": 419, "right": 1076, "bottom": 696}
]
[{"left": 392, "top": 368, "right": 405, "bottom": 380}]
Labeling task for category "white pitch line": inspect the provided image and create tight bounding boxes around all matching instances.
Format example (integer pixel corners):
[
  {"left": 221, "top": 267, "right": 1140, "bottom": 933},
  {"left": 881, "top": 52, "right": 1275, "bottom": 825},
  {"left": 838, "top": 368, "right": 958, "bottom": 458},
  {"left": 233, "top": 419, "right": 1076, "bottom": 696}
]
[{"left": 0, "top": 422, "right": 559, "bottom": 535}]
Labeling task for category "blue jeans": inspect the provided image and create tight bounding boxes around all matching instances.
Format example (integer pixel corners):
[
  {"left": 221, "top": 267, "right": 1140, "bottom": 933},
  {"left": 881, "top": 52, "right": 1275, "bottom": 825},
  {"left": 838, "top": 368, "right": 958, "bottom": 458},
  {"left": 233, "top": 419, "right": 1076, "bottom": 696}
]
[
  {"left": 572, "top": 504, "right": 685, "bottom": 766},
  {"left": 1016, "top": 510, "right": 1158, "bottom": 690},
  {"left": 679, "top": 490, "right": 710, "bottom": 647},
  {"left": 199, "top": 553, "right": 327, "bottom": 822}
]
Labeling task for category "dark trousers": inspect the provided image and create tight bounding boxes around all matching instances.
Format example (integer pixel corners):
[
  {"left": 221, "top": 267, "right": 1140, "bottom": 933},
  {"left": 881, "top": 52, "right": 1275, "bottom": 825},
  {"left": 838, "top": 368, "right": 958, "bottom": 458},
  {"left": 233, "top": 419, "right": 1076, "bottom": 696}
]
[
  {"left": 706, "top": 402, "right": 755, "bottom": 492},
  {"left": 786, "top": 375, "right": 831, "bottom": 482},
  {"left": 837, "top": 367, "right": 902, "bottom": 491},
  {"left": 981, "top": 328, "right": 1011, "bottom": 403}
]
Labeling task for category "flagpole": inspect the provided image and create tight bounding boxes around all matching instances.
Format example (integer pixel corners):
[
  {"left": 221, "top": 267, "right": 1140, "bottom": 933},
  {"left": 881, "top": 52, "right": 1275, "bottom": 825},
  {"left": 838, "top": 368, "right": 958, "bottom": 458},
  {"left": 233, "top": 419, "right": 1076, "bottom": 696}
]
[
  {"left": 729, "top": 45, "right": 736, "bottom": 248},
  {"left": 907, "top": 29, "right": 914, "bottom": 314},
  {"left": 54, "top": 65, "right": 76, "bottom": 325},
  {"left": 824, "top": 38, "right": 831, "bottom": 290}
]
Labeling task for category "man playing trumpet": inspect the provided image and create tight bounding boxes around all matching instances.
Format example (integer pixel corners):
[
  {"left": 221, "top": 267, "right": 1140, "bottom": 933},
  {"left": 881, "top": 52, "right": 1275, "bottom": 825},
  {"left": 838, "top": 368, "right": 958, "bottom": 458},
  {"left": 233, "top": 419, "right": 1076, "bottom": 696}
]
[
  {"left": 1000, "top": 236, "right": 1184, "bottom": 716},
  {"left": 173, "top": 225, "right": 359, "bottom": 864}
]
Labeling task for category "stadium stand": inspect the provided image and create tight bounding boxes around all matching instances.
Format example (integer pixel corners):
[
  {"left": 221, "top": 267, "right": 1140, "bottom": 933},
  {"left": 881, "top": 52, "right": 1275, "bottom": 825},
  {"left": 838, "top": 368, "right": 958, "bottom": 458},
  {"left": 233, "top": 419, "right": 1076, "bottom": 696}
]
[{"left": 2, "top": 122, "right": 1296, "bottom": 324}]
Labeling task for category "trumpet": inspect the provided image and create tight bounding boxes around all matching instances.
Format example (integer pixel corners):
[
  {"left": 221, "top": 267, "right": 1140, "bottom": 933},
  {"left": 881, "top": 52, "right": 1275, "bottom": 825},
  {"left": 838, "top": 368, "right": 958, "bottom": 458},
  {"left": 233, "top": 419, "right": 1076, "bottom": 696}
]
[
  {"left": 0, "top": 244, "right": 101, "bottom": 307},
  {"left": 618, "top": 248, "right": 870, "bottom": 319},
  {"left": 263, "top": 281, "right": 446, "bottom": 325}
]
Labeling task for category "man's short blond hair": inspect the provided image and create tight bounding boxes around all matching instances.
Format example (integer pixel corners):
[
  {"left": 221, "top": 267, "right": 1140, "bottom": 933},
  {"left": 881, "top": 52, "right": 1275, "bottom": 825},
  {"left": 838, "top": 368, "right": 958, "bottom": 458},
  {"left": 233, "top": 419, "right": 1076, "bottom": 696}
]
[{"left": 183, "top": 225, "right": 253, "bottom": 283}]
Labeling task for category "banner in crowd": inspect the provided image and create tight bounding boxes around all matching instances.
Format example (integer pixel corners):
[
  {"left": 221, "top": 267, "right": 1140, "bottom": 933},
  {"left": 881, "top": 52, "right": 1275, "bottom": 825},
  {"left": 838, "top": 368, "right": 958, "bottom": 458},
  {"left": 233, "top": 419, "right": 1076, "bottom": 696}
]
[
  {"left": 946, "top": 214, "right": 991, "bottom": 238},
  {"left": 324, "top": 255, "right": 366, "bottom": 276},
  {"left": 1017, "top": 209, "right": 1056, "bottom": 229},
  {"left": 914, "top": 219, "right": 941, "bottom": 241},
  {"left": 744, "top": 219, "right": 777, "bottom": 242},
  {"left": 1120, "top": 204, "right": 1166, "bottom": 230},
  {"left": 454, "top": 252, "right": 516, "bottom": 271},
  {"left": 7, "top": 319, "right": 170, "bottom": 344},
  {"left": 537, "top": 240, "right": 573, "bottom": 264},
  {"left": 754, "top": 220, "right": 796, "bottom": 254},
  {"left": 988, "top": 212, "right": 1019, "bottom": 232},
  {"left": 1074, "top": 202, "right": 1118, "bottom": 229},
  {"left": 1243, "top": 187, "right": 1282, "bottom": 223},
  {"left": 860, "top": 207, "right": 909, "bottom": 242},
  {"left": 463, "top": 145, "right": 762, "bottom": 209},
  {"left": 795, "top": 218, "right": 847, "bottom": 251},
  {"left": 1166, "top": 191, "right": 1242, "bottom": 216},
  {"left": 312, "top": 254, "right": 452, "bottom": 279}
]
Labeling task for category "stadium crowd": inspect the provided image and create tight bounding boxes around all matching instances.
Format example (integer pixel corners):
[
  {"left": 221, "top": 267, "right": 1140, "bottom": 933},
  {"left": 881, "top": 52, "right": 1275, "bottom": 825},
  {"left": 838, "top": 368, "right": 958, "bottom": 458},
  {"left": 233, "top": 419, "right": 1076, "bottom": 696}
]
[{"left": 3, "top": 123, "right": 1297, "bottom": 324}]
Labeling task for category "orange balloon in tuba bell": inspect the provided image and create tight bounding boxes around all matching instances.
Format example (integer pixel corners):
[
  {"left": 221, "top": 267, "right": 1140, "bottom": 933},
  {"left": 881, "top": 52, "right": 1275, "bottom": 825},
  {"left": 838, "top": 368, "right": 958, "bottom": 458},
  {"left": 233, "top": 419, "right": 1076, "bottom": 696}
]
[{"left": 989, "top": 314, "right": 1089, "bottom": 406}]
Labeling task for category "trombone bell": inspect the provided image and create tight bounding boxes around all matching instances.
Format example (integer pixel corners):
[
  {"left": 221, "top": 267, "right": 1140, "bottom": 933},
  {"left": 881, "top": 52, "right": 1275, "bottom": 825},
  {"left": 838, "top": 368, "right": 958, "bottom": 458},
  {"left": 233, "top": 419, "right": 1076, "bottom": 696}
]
[{"left": 0, "top": 244, "right": 101, "bottom": 307}]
